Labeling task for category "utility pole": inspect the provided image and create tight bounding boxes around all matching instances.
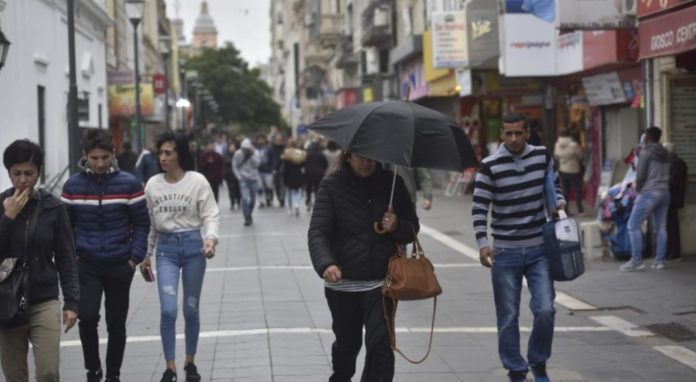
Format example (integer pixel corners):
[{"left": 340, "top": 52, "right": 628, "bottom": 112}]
[{"left": 67, "top": 0, "right": 81, "bottom": 174}]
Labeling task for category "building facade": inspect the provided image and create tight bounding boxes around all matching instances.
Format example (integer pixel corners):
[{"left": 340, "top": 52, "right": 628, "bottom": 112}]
[{"left": 0, "top": 0, "right": 110, "bottom": 191}]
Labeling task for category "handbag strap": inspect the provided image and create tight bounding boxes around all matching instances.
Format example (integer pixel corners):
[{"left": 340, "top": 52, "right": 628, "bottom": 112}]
[{"left": 382, "top": 290, "right": 437, "bottom": 364}]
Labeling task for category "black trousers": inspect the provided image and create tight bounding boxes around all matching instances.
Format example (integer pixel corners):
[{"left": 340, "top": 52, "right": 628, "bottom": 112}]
[
  {"left": 209, "top": 181, "right": 221, "bottom": 202},
  {"left": 225, "top": 174, "right": 241, "bottom": 208},
  {"left": 273, "top": 172, "right": 286, "bottom": 207},
  {"left": 666, "top": 205, "right": 682, "bottom": 259},
  {"left": 77, "top": 259, "right": 134, "bottom": 377},
  {"left": 559, "top": 172, "right": 584, "bottom": 213},
  {"left": 325, "top": 287, "right": 394, "bottom": 382},
  {"left": 306, "top": 174, "right": 323, "bottom": 207}
]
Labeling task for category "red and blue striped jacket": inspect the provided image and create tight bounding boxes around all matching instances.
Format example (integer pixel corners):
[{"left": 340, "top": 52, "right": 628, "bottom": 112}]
[{"left": 61, "top": 163, "right": 150, "bottom": 264}]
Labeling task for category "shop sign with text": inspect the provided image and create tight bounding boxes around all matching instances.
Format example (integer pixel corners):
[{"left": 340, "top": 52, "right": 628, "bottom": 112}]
[
  {"left": 501, "top": 14, "right": 556, "bottom": 76},
  {"left": 639, "top": 4, "right": 696, "bottom": 59},
  {"left": 431, "top": 11, "right": 469, "bottom": 68}
]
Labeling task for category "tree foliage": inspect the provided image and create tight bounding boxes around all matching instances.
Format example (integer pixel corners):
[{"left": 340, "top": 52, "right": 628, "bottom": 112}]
[{"left": 186, "top": 43, "right": 284, "bottom": 135}]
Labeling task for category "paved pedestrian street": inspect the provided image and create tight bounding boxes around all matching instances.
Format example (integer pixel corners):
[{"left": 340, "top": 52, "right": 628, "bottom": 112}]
[{"left": 32, "top": 193, "right": 696, "bottom": 382}]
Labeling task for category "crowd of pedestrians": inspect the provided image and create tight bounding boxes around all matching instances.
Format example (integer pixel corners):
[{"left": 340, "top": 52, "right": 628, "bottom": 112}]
[{"left": 0, "top": 112, "right": 686, "bottom": 382}]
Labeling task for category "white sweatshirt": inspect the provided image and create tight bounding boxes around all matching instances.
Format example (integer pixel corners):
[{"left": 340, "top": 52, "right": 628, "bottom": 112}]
[{"left": 144, "top": 171, "right": 220, "bottom": 256}]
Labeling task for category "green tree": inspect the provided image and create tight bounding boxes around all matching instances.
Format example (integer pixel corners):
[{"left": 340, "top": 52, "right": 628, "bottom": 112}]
[{"left": 186, "top": 43, "right": 284, "bottom": 135}]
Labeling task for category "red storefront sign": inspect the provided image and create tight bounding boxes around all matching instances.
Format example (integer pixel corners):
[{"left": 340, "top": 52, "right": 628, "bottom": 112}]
[
  {"left": 153, "top": 73, "right": 167, "bottom": 94},
  {"left": 639, "top": 4, "right": 696, "bottom": 59},
  {"left": 637, "top": 0, "right": 696, "bottom": 18},
  {"left": 583, "top": 30, "right": 639, "bottom": 70},
  {"left": 335, "top": 88, "right": 357, "bottom": 110}
]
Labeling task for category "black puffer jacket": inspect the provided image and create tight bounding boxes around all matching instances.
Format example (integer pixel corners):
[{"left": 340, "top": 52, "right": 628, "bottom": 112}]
[
  {"left": 308, "top": 165, "right": 419, "bottom": 280},
  {"left": 0, "top": 188, "right": 79, "bottom": 313}
]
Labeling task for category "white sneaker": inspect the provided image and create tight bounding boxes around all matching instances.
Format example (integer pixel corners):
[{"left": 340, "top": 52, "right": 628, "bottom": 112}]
[
  {"left": 651, "top": 261, "right": 665, "bottom": 270},
  {"left": 620, "top": 260, "right": 645, "bottom": 272}
]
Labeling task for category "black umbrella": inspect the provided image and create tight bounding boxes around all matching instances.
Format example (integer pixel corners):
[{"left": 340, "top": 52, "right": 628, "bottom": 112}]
[
  {"left": 309, "top": 101, "right": 478, "bottom": 233},
  {"left": 308, "top": 101, "right": 478, "bottom": 173}
]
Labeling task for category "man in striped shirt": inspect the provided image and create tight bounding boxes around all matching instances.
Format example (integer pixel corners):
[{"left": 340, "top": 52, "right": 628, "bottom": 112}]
[{"left": 472, "top": 112, "right": 565, "bottom": 382}]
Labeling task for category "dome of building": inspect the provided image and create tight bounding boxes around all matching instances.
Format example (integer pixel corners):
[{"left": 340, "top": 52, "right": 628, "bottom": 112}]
[{"left": 193, "top": 1, "right": 217, "bottom": 34}]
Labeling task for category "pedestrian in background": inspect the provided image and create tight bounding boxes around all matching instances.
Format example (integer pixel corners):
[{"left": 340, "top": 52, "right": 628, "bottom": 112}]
[
  {"left": 621, "top": 126, "right": 671, "bottom": 272},
  {"left": 233, "top": 138, "right": 260, "bottom": 226},
  {"left": 308, "top": 152, "right": 418, "bottom": 382},
  {"left": 224, "top": 141, "right": 241, "bottom": 211},
  {"left": 664, "top": 143, "right": 687, "bottom": 261},
  {"left": 198, "top": 140, "right": 225, "bottom": 202},
  {"left": 140, "top": 130, "right": 219, "bottom": 382},
  {"left": 269, "top": 133, "right": 287, "bottom": 208},
  {"left": 61, "top": 129, "right": 150, "bottom": 382},
  {"left": 472, "top": 112, "right": 564, "bottom": 382},
  {"left": 116, "top": 141, "right": 138, "bottom": 175},
  {"left": 135, "top": 143, "right": 160, "bottom": 186},
  {"left": 396, "top": 167, "right": 433, "bottom": 211},
  {"left": 0, "top": 139, "right": 80, "bottom": 382},
  {"left": 255, "top": 134, "right": 275, "bottom": 208},
  {"left": 554, "top": 129, "right": 585, "bottom": 216},
  {"left": 304, "top": 140, "right": 328, "bottom": 212},
  {"left": 281, "top": 139, "right": 306, "bottom": 217}
]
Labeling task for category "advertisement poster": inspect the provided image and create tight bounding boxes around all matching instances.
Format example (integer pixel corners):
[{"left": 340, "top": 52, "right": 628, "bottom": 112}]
[
  {"left": 108, "top": 83, "right": 154, "bottom": 117},
  {"left": 582, "top": 72, "right": 627, "bottom": 106},
  {"left": 431, "top": 11, "right": 469, "bottom": 68}
]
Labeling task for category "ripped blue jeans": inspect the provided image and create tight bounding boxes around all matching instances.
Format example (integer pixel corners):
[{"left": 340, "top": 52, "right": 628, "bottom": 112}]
[{"left": 155, "top": 230, "right": 206, "bottom": 361}]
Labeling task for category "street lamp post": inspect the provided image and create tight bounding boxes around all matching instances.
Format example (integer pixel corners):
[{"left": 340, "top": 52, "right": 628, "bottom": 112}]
[
  {"left": 159, "top": 37, "right": 171, "bottom": 130},
  {"left": 67, "top": 0, "right": 80, "bottom": 174},
  {"left": 125, "top": 0, "right": 144, "bottom": 152}
]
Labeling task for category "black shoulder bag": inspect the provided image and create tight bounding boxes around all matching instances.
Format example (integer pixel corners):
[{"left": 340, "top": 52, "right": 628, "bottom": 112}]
[{"left": 0, "top": 198, "right": 41, "bottom": 327}]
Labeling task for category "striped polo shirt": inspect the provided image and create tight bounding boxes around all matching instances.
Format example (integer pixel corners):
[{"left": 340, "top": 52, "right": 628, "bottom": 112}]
[{"left": 472, "top": 144, "right": 565, "bottom": 249}]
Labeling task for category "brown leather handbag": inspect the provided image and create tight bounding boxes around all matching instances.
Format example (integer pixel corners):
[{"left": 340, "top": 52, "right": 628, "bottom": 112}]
[{"left": 382, "top": 235, "right": 442, "bottom": 364}]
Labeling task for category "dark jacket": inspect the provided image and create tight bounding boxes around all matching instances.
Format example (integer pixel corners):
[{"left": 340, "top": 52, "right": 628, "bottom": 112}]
[
  {"left": 61, "top": 159, "right": 150, "bottom": 264},
  {"left": 199, "top": 150, "right": 226, "bottom": 183},
  {"left": 305, "top": 143, "right": 329, "bottom": 180},
  {"left": 308, "top": 165, "right": 419, "bottom": 280},
  {"left": 636, "top": 143, "right": 671, "bottom": 193},
  {"left": 116, "top": 150, "right": 138, "bottom": 175},
  {"left": 257, "top": 144, "right": 273, "bottom": 173},
  {"left": 283, "top": 160, "right": 305, "bottom": 189},
  {"left": 269, "top": 143, "right": 286, "bottom": 173},
  {"left": 669, "top": 152, "right": 688, "bottom": 208},
  {"left": 0, "top": 189, "right": 79, "bottom": 313}
]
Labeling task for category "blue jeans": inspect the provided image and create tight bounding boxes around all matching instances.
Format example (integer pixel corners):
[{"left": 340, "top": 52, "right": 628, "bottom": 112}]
[
  {"left": 628, "top": 190, "right": 670, "bottom": 262},
  {"left": 240, "top": 179, "right": 258, "bottom": 221},
  {"left": 286, "top": 188, "right": 302, "bottom": 210},
  {"left": 257, "top": 172, "right": 274, "bottom": 204},
  {"left": 491, "top": 245, "right": 555, "bottom": 372},
  {"left": 155, "top": 231, "right": 206, "bottom": 361}
]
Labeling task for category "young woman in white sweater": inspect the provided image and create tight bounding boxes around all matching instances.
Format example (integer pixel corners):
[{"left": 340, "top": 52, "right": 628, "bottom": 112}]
[{"left": 140, "top": 130, "right": 220, "bottom": 382}]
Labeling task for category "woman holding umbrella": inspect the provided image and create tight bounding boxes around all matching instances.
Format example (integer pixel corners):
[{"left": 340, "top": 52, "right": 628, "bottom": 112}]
[{"left": 308, "top": 151, "right": 419, "bottom": 382}]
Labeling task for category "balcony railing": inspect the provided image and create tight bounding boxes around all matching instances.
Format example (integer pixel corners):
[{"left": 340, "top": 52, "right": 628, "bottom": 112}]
[
  {"left": 304, "top": 44, "right": 333, "bottom": 68},
  {"left": 335, "top": 36, "right": 358, "bottom": 69},
  {"left": 317, "top": 14, "right": 344, "bottom": 48},
  {"left": 361, "top": 0, "right": 393, "bottom": 47}
]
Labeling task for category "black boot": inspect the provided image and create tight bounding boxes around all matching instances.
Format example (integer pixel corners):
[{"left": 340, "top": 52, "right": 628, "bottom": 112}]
[{"left": 184, "top": 363, "right": 201, "bottom": 382}]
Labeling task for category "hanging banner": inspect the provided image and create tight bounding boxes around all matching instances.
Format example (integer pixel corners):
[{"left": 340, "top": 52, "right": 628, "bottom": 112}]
[
  {"left": 466, "top": 0, "right": 499, "bottom": 67},
  {"left": 108, "top": 83, "right": 154, "bottom": 117},
  {"left": 501, "top": 14, "right": 557, "bottom": 76},
  {"left": 556, "top": 0, "right": 634, "bottom": 30},
  {"left": 431, "top": 11, "right": 469, "bottom": 68},
  {"left": 556, "top": 31, "right": 584, "bottom": 75}
]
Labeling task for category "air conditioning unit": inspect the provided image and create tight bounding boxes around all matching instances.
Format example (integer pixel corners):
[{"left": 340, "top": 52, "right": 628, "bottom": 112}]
[
  {"left": 580, "top": 221, "right": 603, "bottom": 261},
  {"left": 623, "top": 0, "right": 636, "bottom": 16}
]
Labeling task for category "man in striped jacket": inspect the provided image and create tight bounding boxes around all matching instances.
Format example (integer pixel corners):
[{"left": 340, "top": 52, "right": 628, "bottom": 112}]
[
  {"left": 61, "top": 129, "right": 150, "bottom": 382},
  {"left": 472, "top": 112, "right": 565, "bottom": 382}
]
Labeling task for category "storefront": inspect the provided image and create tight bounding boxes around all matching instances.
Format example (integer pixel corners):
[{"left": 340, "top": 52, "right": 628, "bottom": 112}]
[{"left": 639, "top": 1, "right": 696, "bottom": 255}]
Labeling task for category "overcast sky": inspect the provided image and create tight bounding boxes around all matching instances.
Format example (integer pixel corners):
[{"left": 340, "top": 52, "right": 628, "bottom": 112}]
[{"left": 164, "top": 0, "right": 272, "bottom": 67}]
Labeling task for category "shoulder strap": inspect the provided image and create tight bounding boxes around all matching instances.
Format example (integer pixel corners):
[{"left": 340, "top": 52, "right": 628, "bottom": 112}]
[{"left": 382, "top": 291, "right": 437, "bottom": 364}]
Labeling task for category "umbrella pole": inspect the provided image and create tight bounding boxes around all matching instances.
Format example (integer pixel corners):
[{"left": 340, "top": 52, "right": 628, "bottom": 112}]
[{"left": 388, "top": 166, "right": 398, "bottom": 209}]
